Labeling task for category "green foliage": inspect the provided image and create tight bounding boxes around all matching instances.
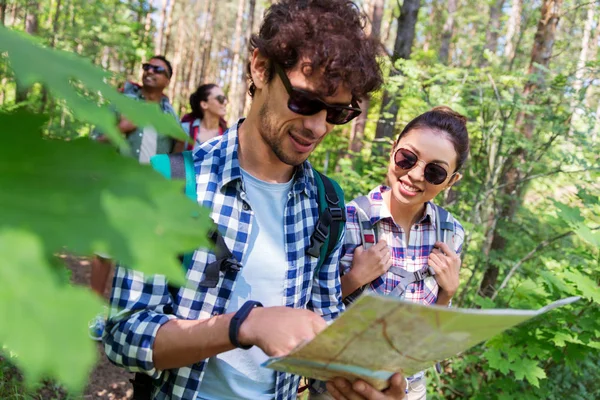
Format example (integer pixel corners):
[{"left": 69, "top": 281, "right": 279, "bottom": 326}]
[
  {"left": 313, "top": 40, "right": 600, "bottom": 399},
  {"left": 0, "top": 111, "right": 212, "bottom": 281},
  {"left": 0, "top": 26, "right": 186, "bottom": 147},
  {"left": 0, "top": 23, "right": 214, "bottom": 391},
  {"left": 0, "top": 229, "right": 101, "bottom": 391}
]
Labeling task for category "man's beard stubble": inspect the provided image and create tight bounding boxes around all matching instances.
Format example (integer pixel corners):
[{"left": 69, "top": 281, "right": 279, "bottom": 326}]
[{"left": 258, "top": 102, "right": 308, "bottom": 167}]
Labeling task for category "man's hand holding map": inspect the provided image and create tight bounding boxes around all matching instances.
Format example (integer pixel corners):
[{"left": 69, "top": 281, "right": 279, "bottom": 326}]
[{"left": 263, "top": 294, "right": 580, "bottom": 390}]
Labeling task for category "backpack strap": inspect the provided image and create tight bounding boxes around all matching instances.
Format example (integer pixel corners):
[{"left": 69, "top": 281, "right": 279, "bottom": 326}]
[
  {"left": 389, "top": 204, "right": 456, "bottom": 297},
  {"left": 434, "top": 204, "right": 455, "bottom": 247},
  {"left": 150, "top": 151, "right": 241, "bottom": 287},
  {"left": 354, "top": 195, "right": 378, "bottom": 250},
  {"left": 307, "top": 168, "right": 346, "bottom": 272}
]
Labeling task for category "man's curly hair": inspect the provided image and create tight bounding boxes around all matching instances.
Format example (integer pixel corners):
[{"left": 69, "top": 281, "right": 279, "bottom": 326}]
[{"left": 247, "top": 0, "right": 382, "bottom": 100}]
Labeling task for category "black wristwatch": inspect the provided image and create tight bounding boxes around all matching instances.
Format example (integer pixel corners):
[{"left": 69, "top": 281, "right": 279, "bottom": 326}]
[{"left": 229, "top": 300, "right": 263, "bottom": 349}]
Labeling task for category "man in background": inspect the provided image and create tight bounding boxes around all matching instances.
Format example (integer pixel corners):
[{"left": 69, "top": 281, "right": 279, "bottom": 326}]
[{"left": 89, "top": 55, "right": 179, "bottom": 340}]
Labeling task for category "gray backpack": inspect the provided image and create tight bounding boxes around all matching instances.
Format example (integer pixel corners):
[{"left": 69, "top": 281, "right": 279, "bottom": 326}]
[{"left": 350, "top": 195, "right": 455, "bottom": 300}]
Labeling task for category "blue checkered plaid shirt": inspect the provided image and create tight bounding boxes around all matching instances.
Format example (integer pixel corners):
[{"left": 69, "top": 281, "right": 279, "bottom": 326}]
[{"left": 103, "top": 120, "right": 344, "bottom": 400}]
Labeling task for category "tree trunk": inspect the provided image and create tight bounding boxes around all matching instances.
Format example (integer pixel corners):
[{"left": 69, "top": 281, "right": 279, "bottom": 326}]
[
  {"left": 8, "top": 1, "right": 17, "bottom": 26},
  {"left": 16, "top": 1, "right": 40, "bottom": 103},
  {"left": 348, "top": 0, "right": 384, "bottom": 155},
  {"left": 567, "top": 6, "right": 594, "bottom": 136},
  {"left": 156, "top": 0, "right": 169, "bottom": 54},
  {"left": 479, "top": 0, "right": 563, "bottom": 298},
  {"left": 142, "top": 6, "right": 152, "bottom": 46},
  {"left": 49, "top": 0, "right": 62, "bottom": 48},
  {"left": 372, "top": 0, "right": 422, "bottom": 157},
  {"left": 168, "top": 11, "right": 186, "bottom": 103},
  {"left": 585, "top": 14, "right": 600, "bottom": 109},
  {"left": 504, "top": 0, "right": 522, "bottom": 59},
  {"left": 480, "top": 0, "right": 506, "bottom": 66},
  {"left": 163, "top": 0, "right": 176, "bottom": 55},
  {"left": 438, "top": 0, "right": 458, "bottom": 64},
  {"left": 199, "top": 0, "right": 216, "bottom": 83},
  {"left": 25, "top": 1, "right": 39, "bottom": 35},
  {"left": 594, "top": 101, "right": 600, "bottom": 140},
  {"left": 239, "top": 0, "right": 257, "bottom": 117},
  {"left": 0, "top": 0, "right": 7, "bottom": 26},
  {"left": 227, "top": 0, "right": 247, "bottom": 122}
]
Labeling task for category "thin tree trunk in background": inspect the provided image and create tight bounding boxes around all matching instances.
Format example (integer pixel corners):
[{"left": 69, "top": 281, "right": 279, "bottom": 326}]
[
  {"left": 163, "top": 0, "right": 176, "bottom": 55},
  {"left": 480, "top": 0, "right": 506, "bottom": 66},
  {"left": 479, "top": 0, "right": 563, "bottom": 298},
  {"left": 594, "top": 101, "right": 600, "bottom": 140},
  {"left": 9, "top": 1, "right": 17, "bottom": 26},
  {"left": 142, "top": 7, "right": 152, "bottom": 46},
  {"left": 49, "top": 0, "right": 62, "bottom": 48},
  {"left": 585, "top": 15, "right": 600, "bottom": 109},
  {"left": 181, "top": 0, "right": 205, "bottom": 111},
  {"left": 438, "top": 0, "right": 458, "bottom": 64},
  {"left": 373, "top": 0, "right": 422, "bottom": 157},
  {"left": 227, "top": 0, "right": 247, "bottom": 122},
  {"left": 168, "top": 12, "right": 186, "bottom": 103},
  {"left": 568, "top": 6, "right": 594, "bottom": 136},
  {"left": 239, "top": 0, "right": 256, "bottom": 117},
  {"left": 199, "top": 0, "right": 216, "bottom": 83},
  {"left": 156, "top": 0, "right": 169, "bottom": 54},
  {"left": 348, "top": 0, "right": 384, "bottom": 156},
  {"left": 16, "top": 1, "right": 40, "bottom": 103},
  {"left": 0, "top": 0, "right": 7, "bottom": 26},
  {"left": 504, "top": 0, "right": 522, "bottom": 59},
  {"left": 25, "top": 1, "right": 39, "bottom": 35}
]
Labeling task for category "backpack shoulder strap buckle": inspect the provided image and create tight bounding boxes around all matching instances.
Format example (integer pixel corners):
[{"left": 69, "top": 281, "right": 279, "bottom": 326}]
[
  {"left": 329, "top": 206, "right": 346, "bottom": 222},
  {"left": 307, "top": 219, "right": 330, "bottom": 258}
]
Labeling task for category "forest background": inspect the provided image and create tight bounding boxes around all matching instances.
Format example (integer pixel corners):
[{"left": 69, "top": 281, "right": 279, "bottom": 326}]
[{"left": 0, "top": 0, "right": 599, "bottom": 399}]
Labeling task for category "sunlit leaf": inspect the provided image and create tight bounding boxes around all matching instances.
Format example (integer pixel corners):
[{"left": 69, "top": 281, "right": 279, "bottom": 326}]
[
  {"left": 0, "top": 229, "right": 101, "bottom": 391},
  {"left": 510, "top": 358, "right": 547, "bottom": 387},
  {"left": 0, "top": 111, "right": 212, "bottom": 283},
  {"left": 0, "top": 26, "right": 186, "bottom": 148},
  {"left": 563, "top": 271, "right": 600, "bottom": 304}
]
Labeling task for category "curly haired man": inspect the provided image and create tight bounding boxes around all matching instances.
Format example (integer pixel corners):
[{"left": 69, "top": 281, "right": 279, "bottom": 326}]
[{"left": 104, "top": 1, "right": 407, "bottom": 399}]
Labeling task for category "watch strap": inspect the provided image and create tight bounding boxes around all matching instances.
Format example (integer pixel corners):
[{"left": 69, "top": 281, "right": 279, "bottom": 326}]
[{"left": 229, "top": 300, "right": 263, "bottom": 349}]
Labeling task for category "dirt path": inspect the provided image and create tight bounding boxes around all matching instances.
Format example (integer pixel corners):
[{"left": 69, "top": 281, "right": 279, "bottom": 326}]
[{"left": 65, "top": 255, "right": 133, "bottom": 400}]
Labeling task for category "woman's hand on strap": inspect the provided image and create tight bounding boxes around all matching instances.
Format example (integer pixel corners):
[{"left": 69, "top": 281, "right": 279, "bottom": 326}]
[
  {"left": 428, "top": 241, "right": 461, "bottom": 305},
  {"left": 342, "top": 240, "right": 392, "bottom": 298}
]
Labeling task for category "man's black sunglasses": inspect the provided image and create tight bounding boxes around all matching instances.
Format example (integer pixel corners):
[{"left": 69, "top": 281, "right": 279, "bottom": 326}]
[
  {"left": 273, "top": 62, "right": 361, "bottom": 125},
  {"left": 142, "top": 63, "right": 170, "bottom": 78}
]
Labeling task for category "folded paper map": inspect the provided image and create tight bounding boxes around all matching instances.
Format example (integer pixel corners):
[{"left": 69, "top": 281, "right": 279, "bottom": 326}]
[{"left": 263, "top": 294, "right": 580, "bottom": 390}]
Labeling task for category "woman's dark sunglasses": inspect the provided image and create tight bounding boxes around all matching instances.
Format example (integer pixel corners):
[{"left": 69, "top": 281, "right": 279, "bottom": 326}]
[
  {"left": 214, "top": 95, "right": 228, "bottom": 105},
  {"left": 142, "top": 63, "right": 170, "bottom": 78},
  {"left": 273, "top": 62, "right": 361, "bottom": 125},
  {"left": 394, "top": 148, "right": 451, "bottom": 185}
]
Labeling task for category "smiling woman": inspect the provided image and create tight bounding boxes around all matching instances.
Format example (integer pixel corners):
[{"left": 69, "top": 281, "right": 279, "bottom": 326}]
[
  {"left": 180, "top": 83, "right": 229, "bottom": 151},
  {"left": 336, "top": 106, "right": 470, "bottom": 400}
]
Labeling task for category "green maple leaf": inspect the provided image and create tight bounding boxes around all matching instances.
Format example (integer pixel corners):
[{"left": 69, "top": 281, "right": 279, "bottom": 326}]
[
  {"left": 539, "top": 270, "right": 571, "bottom": 294},
  {"left": 575, "top": 225, "right": 600, "bottom": 249},
  {"left": 563, "top": 271, "right": 600, "bottom": 304},
  {"left": 483, "top": 348, "right": 511, "bottom": 375},
  {"left": 553, "top": 201, "right": 585, "bottom": 226},
  {"left": 0, "top": 25, "right": 186, "bottom": 148},
  {"left": 0, "top": 111, "right": 212, "bottom": 283},
  {"left": 0, "top": 229, "right": 102, "bottom": 391},
  {"left": 510, "top": 358, "right": 547, "bottom": 387}
]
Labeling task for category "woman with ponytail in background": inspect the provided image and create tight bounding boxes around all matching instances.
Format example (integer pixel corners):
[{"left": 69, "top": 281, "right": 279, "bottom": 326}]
[{"left": 179, "top": 83, "right": 228, "bottom": 151}]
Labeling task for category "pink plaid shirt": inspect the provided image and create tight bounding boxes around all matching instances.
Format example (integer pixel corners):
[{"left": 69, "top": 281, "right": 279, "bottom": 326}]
[{"left": 340, "top": 185, "right": 465, "bottom": 305}]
